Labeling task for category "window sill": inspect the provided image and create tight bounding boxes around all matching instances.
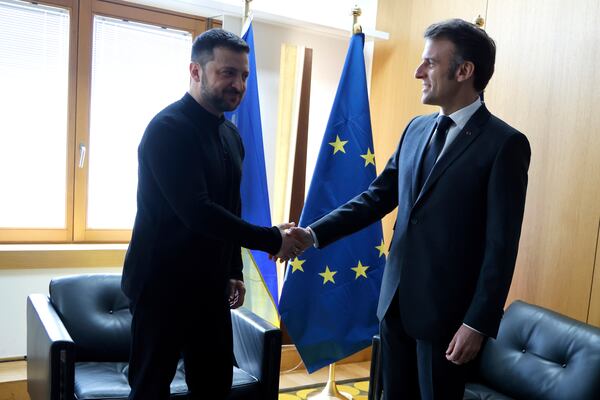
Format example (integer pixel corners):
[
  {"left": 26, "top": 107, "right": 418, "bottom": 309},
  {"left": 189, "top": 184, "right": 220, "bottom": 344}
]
[{"left": 0, "top": 244, "right": 127, "bottom": 269}]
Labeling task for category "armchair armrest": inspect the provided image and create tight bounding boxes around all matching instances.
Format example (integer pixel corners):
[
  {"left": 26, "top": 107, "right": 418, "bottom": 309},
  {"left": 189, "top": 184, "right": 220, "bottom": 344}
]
[
  {"left": 27, "top": 294, "right": 76, "bottom": 400},
  {"left": 231, "top": 307, "right": 281, "bottom": 400}
]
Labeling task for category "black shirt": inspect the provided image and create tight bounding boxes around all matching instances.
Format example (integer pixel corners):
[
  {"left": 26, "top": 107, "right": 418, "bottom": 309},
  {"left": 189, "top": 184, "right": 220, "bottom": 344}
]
[{"left": 122, "top": 93, "right": 281, "bottom": 304}]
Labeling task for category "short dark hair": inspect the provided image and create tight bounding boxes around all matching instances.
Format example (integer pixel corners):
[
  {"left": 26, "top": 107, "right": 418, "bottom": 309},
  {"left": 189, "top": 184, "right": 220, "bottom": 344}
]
[
  {"left": 424, "top": 19, "right": 496, "bottom": 92},
  {"left": 191, "top": 28, "right": 249, "bottom": 67}
]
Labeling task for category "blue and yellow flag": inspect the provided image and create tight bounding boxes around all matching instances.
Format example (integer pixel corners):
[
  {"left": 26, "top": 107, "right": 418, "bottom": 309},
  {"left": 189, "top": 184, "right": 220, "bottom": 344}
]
[
  {"left": 226, "top": 22, "right": 278, "bottom": 326},
  {"left": 278, "top": 33, "right": 385, "bottom": 372}
]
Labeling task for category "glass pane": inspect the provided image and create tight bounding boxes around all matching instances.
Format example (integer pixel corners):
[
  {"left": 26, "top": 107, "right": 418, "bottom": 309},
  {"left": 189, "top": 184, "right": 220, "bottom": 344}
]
[
  {"left": 0, "top": 0, "right": 69, "bottom": 229},
  {"left": 87, "top": 16, "right": 191, "bottom": 229}
]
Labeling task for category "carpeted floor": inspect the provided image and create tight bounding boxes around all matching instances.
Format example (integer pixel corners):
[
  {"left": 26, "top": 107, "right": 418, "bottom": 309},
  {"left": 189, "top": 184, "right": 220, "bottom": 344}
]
[{"left": 279, "top": 379, "right": 369, "bottom": 399}]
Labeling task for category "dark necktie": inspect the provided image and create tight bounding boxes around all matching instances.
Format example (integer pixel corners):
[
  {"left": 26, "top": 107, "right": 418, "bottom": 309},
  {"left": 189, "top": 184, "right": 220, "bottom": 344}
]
[{"left": 418, "top": 115, "right": 453, "bottom": 191}]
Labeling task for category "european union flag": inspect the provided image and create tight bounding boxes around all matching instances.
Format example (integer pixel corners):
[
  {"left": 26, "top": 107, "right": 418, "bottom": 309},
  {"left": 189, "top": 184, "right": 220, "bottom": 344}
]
[
  {"left": 279, "top": 33, "right": 385, "bottom": 373},
  {"left": 226, "top": 22, "right": 278, "bottom": 325}
]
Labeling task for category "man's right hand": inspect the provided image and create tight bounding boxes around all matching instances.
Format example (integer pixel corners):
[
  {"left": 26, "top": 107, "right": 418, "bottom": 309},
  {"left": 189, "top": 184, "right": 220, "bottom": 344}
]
[
  {"left": 272, "top": 222, "right": 300, "bottom": 262},
  {"left": 271, "top": 224, "right": 315, "bottom": 262},
  {"left": 287, "top": 226, "right": 314, "bottom": 251}
]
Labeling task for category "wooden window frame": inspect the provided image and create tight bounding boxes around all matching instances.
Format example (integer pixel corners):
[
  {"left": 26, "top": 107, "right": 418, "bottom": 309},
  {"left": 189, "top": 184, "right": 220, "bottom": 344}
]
[
  {"left": 0, "top": 0, "right": 221, "bottom": 244},
  {"left": 0, "top": 0, "right": 78, "bottom": 243}
]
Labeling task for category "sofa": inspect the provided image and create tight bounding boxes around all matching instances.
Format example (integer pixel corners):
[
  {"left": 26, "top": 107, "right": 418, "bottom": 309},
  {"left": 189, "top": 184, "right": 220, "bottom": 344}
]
[
  {"left": 369, "top": 300, "right": 600, "bottom": 400},
  {"left": 26, "top": 274, "right": 281, "bottom": 400}
]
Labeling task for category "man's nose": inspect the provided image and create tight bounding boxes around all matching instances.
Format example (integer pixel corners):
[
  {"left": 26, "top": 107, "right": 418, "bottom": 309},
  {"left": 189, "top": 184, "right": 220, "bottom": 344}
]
[
  {"left": 232, "top": 75, "right": 245, "bottom": 91},
  {"left": 415, "top": 63, "right": 425, "bottom": 79}
]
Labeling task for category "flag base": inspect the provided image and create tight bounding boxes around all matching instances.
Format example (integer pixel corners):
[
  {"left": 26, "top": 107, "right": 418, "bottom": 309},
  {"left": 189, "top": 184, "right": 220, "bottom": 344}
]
[{"left": 307, "top": 364, "right": 352, "bottom": 400}]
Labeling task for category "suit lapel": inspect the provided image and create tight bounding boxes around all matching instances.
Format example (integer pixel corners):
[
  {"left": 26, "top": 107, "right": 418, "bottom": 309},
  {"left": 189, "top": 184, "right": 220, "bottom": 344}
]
[
  {"left": 410, "top": 117, "right": 437, "bottom": 204},
  {"left": 414, "top": 105, "right": 492, "bottom": 205}
]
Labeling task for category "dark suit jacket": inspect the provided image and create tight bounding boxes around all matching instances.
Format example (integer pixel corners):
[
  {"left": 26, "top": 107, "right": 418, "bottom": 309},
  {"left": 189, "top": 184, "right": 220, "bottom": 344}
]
[
  {"left": 311, "top": 105, "right": 530, "bottom": 340},
  {"left": 122, "top": 93, "right": 281, "bottom": 306}
]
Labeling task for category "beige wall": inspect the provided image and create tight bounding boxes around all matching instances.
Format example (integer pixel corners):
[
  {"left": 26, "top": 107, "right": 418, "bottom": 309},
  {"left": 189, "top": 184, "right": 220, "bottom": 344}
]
[{"left": 372, "top": 0, "right": 600, "bottom": 324}]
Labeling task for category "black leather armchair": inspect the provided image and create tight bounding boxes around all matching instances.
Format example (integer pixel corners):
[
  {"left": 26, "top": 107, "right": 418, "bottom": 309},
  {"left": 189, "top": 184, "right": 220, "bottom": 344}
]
[
  {"left": 369, "top": 300, "right": 600, "bottom": 400},
  {"left": 26, "top": 274, "right": 281, "bottom": 400}
]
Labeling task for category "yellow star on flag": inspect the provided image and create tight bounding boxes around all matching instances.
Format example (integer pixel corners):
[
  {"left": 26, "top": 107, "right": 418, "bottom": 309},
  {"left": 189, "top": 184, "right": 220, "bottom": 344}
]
[
  {"left": 319, "top": 266, "right": 337, "bottom": 284},
  {"left": 375, "top": 239, "right": 386, "bottom": 257},
  {"left": 329, "top": 135, "right": 348, "bottom": 154},
  {"left": 360, "top": 148, "right": 376, "bottom": 166},
  {"left": 290, "top": 257, "right": 305, "bottom": 273},
  {"left": 351, "top": 260, "right": 369, "bottom": 279}
]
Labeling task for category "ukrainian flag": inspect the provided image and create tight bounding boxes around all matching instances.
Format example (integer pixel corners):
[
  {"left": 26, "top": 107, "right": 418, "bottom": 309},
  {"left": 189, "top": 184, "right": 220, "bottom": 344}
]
[{"left": 226, "top": 21, "right": 278, "bottom": 326}]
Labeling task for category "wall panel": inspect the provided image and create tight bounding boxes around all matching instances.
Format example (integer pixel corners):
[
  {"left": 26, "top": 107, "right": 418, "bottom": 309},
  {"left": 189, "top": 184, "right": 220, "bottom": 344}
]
[
  {"left": 485, "top": 0, "right": 600, "bottom": 322},
  {"left": 372, "top": 0, "right": 600, "bottom": 324}
]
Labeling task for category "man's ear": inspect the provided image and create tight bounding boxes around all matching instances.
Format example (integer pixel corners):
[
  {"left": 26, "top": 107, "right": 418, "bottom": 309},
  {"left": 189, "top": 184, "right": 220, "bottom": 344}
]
[
  {"left": 456, "top": 60, "right": 475, "bottom": 83},
  {"left": 189, "top": 62, "right": 201, "bottom": 82}
]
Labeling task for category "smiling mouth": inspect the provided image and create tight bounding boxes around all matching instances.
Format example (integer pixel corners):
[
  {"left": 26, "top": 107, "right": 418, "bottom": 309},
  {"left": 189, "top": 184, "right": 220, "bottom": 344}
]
[{"left": 227, "top": 92, "right": 241, "bottom": 99}]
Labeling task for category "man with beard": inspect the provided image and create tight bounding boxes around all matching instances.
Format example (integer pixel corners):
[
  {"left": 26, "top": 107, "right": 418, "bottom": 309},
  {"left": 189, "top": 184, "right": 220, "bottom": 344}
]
[{"left": 122, "top": 29, "right": 299, "bottom": 400}]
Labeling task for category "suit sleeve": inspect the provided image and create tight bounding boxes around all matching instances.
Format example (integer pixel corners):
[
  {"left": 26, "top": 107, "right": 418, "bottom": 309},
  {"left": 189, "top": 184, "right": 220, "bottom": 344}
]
[
  {"left": 310, "top": 139, "right": 401, "bottom": 248},
  {"left": 142, "top": 118, "right": 282, "bottom": 256},
  {"left": 463, "top": 132, "right": 531, "bottom": 337}
]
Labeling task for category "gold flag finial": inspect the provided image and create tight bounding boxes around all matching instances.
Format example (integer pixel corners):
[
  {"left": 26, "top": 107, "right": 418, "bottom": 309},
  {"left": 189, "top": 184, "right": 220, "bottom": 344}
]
[
  {"left": 352, "top": 5, "right": 362, "bottom": 34},
  {"left": 474, "top": 14, "right": 485, "bottom": 29}
]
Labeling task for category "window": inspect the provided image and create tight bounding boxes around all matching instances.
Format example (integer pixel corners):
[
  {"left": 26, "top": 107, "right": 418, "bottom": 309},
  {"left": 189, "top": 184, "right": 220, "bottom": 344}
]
[
  {"left": 0, "top": 0, "right": 72, "bottom": 241},
  {"left": 86, "top": 16, "right": 191, "bottom": 230},
  {"left": 0, "top": 0, "right": 215, "bottom": 243}
]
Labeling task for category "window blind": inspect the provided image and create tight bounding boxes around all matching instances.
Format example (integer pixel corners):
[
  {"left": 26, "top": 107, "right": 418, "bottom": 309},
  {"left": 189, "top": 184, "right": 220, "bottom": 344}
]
[
  {"left": 0, "top": 0, "right": 70, "bottom": 228},
  {"left": 86, "top": 16, "right": 191, "bottom": 229}
]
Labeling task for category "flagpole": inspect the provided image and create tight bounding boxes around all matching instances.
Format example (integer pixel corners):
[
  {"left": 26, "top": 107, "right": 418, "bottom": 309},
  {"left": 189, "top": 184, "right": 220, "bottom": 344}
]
[
  {"left": 243, "top": 0, "right": 252, "bottom": 27},
  {"left": 352, "top": 5, "right": 362, "bottom": 34},
  {"left": 306, "top": 7, "right": 363, "bottom": 397},
  {"left": 474, "top": 15, "right": 486, "bottom": 100}
]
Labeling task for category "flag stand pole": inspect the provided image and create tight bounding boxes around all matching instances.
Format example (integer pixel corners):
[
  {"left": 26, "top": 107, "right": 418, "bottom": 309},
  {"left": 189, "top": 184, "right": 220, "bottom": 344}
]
[{"left": 307, "top": 363, "right": 352, "bottom": 400}]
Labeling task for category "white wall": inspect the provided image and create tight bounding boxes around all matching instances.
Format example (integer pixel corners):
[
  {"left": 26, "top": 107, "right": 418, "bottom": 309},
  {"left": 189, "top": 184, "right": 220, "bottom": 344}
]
[
  {"left": 250, "top": 22, "right": 349, "bottom": 213},
  {"left": 131, "top": 0, "right": 379, "bottom": 33},
  {"left": 0, "top": 266, "right": 122, "bottom": 358}
]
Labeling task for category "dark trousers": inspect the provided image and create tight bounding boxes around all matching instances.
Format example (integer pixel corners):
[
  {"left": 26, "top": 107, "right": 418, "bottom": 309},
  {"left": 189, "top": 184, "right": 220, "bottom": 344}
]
[
  {"left": 128, "top": 295, "right": 233, "bottom": 400},
  {"left": 381, "top": 291, "right": 466, "bottom": 400}
]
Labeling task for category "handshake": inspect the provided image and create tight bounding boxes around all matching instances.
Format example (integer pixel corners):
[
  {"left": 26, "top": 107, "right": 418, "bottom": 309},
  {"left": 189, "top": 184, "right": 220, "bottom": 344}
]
[{"left": 270, "top": 223, "right": 315, "bottom": 262}]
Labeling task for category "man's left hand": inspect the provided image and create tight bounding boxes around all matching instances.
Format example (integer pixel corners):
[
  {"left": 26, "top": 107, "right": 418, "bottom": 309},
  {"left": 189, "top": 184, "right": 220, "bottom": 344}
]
[
  {"left": 228, "top": 279, "right": 246, "bottom": 309},
  {"left": 445, "top": 324, "right": 484, "bottom": 365}
]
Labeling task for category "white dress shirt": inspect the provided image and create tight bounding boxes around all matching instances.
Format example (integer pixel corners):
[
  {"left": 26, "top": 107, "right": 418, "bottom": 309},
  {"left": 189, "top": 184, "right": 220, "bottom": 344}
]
[{"left": 435, "top": 97, "right": 482, "bottom": 160}]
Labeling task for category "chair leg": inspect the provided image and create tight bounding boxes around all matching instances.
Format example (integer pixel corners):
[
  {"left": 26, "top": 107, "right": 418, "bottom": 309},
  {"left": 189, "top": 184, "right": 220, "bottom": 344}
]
[{"left": 368, "top": 335, "right": 383, "bottom": 400}]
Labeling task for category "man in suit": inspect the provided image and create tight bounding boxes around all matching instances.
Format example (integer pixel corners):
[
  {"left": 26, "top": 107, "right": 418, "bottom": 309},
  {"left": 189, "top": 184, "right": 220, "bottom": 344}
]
[
  {"left": 122, "top": 29, "right": 300, "bottom": 400},
  {"left": 288, "top": 19, "right": 530, "bottom": 399}
]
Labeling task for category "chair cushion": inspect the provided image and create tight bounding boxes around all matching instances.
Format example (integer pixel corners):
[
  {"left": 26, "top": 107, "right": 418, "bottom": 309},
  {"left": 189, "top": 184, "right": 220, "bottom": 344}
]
[
  {"left": 74, "top": 360, "right": 258, "bottom": 400},
  {"left": 50, "top": 274, "right": 131, "bottom": 362}
]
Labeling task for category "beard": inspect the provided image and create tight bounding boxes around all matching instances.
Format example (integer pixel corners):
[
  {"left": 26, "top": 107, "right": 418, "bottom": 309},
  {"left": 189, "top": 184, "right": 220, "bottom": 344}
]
[{"left": 200, "top": 73, "right": 243, "bottom": 113}]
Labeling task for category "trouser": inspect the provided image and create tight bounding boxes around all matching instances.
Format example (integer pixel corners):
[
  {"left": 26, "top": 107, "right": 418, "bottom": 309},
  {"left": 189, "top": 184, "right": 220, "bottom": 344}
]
[
  {"left": 127, "top": 294, "right": 233, "bottom": 400},
  {"left": 381, "top": 290, "right": 467, "bottom": 400}
]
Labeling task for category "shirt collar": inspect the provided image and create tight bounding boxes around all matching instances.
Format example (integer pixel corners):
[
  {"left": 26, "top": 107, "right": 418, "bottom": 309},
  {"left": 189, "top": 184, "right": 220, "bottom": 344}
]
[
  {"left": 440, "top": 97, "right": 482, "bottom": 130},
  {"left": 181, "top": 92, "right": 225, "bottom": 127}
]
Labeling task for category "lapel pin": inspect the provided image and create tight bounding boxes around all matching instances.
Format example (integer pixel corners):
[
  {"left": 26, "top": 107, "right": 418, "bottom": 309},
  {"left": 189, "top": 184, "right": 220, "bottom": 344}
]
[{"left": 466, "top": 130, "right": 472, "bottom": 136}]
